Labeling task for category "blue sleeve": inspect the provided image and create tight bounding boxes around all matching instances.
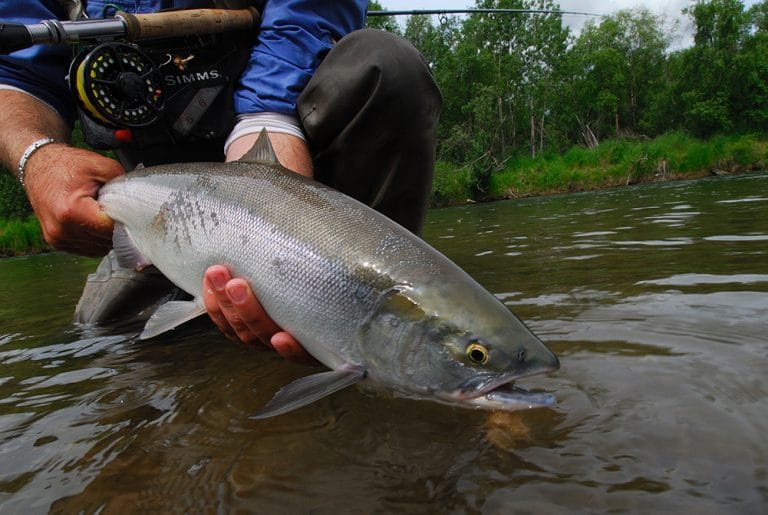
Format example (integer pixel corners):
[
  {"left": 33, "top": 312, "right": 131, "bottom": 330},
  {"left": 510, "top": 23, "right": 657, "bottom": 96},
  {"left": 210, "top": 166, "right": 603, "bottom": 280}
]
[
  {"left": 233, "top": 0, "right": 368, "bottom": 116},
  {"left": 0, "top": 1, "right": 76, "bottom": 124}
]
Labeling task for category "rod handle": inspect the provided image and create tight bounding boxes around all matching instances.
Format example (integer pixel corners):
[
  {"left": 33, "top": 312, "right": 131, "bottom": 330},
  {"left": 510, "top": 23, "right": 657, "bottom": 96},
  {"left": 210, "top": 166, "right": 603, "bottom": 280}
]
[{"left": 118, "top": 8, "right": 260, "bottom": 41}]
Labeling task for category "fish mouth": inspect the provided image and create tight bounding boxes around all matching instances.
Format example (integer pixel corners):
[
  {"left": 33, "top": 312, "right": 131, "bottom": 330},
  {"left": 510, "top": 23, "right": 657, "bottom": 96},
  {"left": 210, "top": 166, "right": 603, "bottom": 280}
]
[
  {"left": 452, "top": 370, "right": 557, "bottom": 411},
  {"left": 468, "top": 382, "right": 557, "bottom": 410}
]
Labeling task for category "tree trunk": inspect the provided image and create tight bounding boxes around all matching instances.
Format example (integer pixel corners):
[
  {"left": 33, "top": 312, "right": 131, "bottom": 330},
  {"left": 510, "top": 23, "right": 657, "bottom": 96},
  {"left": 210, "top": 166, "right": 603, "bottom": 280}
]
[
  {"left": 498, "top": 95, "right": 505, "bottom": 155},
  {"left": 530, "top": 97, "right": 536, "bottom": 158}
]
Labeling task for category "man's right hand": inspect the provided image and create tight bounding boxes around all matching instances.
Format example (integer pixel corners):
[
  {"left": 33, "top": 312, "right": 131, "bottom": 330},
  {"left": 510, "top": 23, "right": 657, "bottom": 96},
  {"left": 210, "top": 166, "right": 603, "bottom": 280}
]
[
  {"left": 23, "top": 143, "right": 124, "bottom": 257},
  {"left": 203, "top": 265, "right": 313, "bottom": 362}
]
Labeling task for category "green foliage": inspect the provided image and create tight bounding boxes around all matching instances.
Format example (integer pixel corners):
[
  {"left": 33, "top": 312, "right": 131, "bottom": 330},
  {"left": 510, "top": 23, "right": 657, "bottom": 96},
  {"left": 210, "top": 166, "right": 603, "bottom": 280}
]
[
  {"left": 0, "top": 149, "right": 41, "bottom": 256},
  {"left": 480, "top": 132, "right": 767, "bottom": 200},
  {"left": 722, "top": 134, "right": 763, "bottom": 165},
  {"left": 386, "top": 0, "right": 768, "bottom": 204},
  {"left": 672, "top": 0, "right": 766, "bottom": 137},
  {"left": 430, "top": 161, "right": 475, "bottom": 205},
  {"left": 685, "top": 0, "right": 748, "bottom": 50},
  {"left": 0, "top": 216, "right": 45, "bottom": 256},
  {"left": 378, "top": 0, "right": 766, "bottom": 167},
  {"left": 567, "top": 7, "right": 670, "bottom": 140},
  {"left": 365, "top": 1, "right": 400, "bottom": 33},
  {"left": 0, "top": 169, "right": 32, "bottom": 219}
]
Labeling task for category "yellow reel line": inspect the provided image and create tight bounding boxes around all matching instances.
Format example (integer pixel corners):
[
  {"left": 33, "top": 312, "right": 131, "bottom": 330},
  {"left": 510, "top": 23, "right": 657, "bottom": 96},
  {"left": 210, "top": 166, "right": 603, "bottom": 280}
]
[
  {"left": 72, "top": 42, "right": 164, "bottom": 127},
  {"left": 75, "top": 51, "right": 111, "bottom": 125}
]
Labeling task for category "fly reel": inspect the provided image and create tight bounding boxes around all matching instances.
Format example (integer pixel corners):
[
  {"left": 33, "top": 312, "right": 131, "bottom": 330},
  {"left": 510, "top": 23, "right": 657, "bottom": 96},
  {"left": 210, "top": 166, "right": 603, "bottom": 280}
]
[{"left": 70, "top": 42, "right": 164, "bottom": 128}]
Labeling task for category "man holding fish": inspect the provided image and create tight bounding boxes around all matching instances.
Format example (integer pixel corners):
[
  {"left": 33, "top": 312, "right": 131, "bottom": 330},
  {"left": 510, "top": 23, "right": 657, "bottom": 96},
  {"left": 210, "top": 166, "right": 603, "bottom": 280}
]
[
  {"left": 0, "top": 2, "right": 560, "bottom": 417},
  {"left": 0, "top": 0, "right": 442, "bottom": 360}
]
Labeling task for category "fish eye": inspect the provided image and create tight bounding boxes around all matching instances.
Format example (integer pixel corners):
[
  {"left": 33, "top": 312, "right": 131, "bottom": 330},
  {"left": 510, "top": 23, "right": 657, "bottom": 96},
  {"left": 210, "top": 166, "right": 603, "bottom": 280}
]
[
  {"left": 466, "top": 342, "right": 489, "bottom": 365},
  {"left": 517, "top": 348, "right": 527, "bottom": 362}
]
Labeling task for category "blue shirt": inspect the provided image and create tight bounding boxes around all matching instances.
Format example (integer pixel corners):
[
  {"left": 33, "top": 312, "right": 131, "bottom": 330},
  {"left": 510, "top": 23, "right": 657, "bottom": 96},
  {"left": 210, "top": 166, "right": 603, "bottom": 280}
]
[{"left": 0, "top": 1, "right": 367, "bottom": 125}]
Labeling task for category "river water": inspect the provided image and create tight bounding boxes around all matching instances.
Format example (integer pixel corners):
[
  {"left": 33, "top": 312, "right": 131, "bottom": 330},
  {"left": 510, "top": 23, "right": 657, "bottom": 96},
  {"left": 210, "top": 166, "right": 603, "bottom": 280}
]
[{"left": 0, "top": 172, "right": 766, "bottom": 513}]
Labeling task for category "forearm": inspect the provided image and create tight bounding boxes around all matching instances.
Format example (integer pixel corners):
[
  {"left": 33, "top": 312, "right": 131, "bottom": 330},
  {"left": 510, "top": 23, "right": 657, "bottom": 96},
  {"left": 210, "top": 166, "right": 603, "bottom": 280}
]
[{"left": 0, "top": 89, "right": 70, "bottom": 180}]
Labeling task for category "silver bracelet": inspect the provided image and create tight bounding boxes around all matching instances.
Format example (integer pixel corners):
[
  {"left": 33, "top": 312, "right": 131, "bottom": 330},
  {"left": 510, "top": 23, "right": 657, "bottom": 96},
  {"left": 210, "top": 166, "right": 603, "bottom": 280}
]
[{"left": 17, "top": 137, "right": 56, "bottom": 186}]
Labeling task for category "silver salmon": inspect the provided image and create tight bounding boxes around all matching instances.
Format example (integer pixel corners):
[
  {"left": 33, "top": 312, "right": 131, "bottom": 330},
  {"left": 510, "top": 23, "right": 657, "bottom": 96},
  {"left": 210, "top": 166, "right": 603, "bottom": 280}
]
[{"left": 98, "top": 132, "right": 560, "bottom": 418}]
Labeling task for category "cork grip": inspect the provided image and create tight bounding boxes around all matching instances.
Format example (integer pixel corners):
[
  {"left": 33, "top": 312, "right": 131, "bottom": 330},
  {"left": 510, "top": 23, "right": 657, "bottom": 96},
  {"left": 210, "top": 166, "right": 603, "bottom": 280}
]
[{"left": 117, "top": 8, "right": 260, "bottom": 41}]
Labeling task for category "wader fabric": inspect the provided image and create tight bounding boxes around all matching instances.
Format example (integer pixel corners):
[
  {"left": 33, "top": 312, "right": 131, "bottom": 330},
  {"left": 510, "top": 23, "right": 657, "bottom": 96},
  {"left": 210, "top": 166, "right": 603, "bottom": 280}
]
[{"left": 74, "top": 28, "right": 442, "bottom": 327}]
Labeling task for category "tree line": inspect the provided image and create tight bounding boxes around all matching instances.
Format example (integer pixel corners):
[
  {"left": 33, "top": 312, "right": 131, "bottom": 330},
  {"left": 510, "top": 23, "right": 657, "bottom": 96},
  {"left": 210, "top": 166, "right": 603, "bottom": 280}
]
[
  {"left": 368, "top": 0, "right": 767, "bottom": 191},
  {"left": 2, "top": 0, "right": 766, "bottom": 221}
]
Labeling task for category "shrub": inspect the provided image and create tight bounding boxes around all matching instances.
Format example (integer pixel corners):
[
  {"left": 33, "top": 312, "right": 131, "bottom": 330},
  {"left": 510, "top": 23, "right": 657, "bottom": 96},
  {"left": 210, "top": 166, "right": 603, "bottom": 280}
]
[
  {"left": 0, "top": 216, "right": 45, "bottom": 256},
  {"left": 431, "top": 160, "right": 475, "bottom": 205},
  {"left": 0, "top": 169, "right": 32, "bottom": 219}
]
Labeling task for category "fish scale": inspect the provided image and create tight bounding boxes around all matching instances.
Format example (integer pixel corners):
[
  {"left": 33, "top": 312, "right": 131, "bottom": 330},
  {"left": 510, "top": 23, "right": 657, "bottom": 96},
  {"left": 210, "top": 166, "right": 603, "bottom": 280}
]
[{"left": 97, "top": 132, "right": 559, "bottom": 418}]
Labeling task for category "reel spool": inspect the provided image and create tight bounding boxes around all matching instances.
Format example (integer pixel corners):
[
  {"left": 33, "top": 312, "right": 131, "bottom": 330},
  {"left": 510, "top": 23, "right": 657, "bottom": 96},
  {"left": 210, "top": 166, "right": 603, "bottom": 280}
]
[{"left": 71, "top": 42, "right": 164, "bottom": 127}]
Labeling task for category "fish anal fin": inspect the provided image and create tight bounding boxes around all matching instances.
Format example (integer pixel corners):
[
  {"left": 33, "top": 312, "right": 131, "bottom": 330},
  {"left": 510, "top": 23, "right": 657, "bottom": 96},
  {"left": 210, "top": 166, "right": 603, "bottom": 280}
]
[
  {"left": 252, "top": 367, "right": 365, "bottom": 420},
  {"left": 139, "top": 300, "right": 207, "bottom": 340}
]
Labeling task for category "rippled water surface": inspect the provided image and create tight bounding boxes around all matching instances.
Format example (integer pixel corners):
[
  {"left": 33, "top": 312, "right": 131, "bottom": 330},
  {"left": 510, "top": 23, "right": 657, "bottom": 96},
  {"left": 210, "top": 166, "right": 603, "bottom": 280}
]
[{"left": 1, "top": 173, "right": 767, "bottom": 513}]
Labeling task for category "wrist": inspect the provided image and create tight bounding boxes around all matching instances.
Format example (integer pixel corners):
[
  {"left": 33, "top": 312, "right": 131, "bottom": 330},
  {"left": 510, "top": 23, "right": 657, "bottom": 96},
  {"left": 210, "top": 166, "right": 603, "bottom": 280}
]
[
  {"left": 17, "top": 137, "right": 57, "bottom": 186},
  {"left": 0, "top": 89, "right": 71, "bottom": 174}
]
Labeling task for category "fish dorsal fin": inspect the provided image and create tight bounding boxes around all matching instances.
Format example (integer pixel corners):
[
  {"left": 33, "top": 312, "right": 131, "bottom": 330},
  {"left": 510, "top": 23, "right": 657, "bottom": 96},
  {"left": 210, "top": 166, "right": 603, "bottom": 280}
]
[
  {"left": 238, "top": 128, "right": 279, "bottom": 165},
  {"left": 251, "top": 367, "right": 365, "bottom": 419}
]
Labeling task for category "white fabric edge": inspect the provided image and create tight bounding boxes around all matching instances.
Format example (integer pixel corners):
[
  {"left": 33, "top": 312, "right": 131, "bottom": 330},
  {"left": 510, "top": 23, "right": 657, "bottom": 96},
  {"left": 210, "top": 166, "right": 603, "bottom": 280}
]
[{"left": 224, "top": 112, "right": 306, "bottom": 156}]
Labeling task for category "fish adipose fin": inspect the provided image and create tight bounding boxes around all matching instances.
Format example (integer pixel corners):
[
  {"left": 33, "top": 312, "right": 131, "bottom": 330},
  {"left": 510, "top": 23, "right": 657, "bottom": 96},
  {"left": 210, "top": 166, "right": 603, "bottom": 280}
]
[
  {"left": 113, "top": 223, "right": 153, "bottom": 270},
  {"left": 238, "top": 128, "right": 279, "bottom": 165},
  {"left": 252, "top": 367, "right": 366, "bottom": 420},
  {"left": 139, "top": 300, "right": 207, "bottom": 340}
]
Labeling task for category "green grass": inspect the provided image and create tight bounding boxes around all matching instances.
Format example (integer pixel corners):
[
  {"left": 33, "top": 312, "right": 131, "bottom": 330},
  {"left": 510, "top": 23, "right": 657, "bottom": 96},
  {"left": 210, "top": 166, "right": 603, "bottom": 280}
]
[
  {"left": 0, "top": 216, "right": 46, "bottom": 256},
  {"left": 432, "top": 131, "right": 768, "bottom": 201},
  {"left": 430, "top": 160, "right": 475, "bottom": 206}
]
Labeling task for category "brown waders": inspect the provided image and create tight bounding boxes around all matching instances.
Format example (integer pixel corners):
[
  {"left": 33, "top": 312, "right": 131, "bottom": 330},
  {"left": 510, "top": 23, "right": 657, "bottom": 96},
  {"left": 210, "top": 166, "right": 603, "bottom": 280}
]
[{"left": 73, "top": 29, "right": 442, "bottom": 327}]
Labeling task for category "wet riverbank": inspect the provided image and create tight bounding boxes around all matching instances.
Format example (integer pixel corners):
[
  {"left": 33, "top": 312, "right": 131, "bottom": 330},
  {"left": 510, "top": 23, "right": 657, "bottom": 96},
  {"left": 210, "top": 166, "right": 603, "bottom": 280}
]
[{"left": 432, "top": 132, "right": 767, "bottom": 204}]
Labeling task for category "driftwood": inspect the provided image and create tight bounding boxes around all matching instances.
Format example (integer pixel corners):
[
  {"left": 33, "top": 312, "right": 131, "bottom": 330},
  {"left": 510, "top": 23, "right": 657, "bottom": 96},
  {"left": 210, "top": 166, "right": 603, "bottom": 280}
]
[{"left": 576, "top": 115, "right": 599, "bottom": 149}]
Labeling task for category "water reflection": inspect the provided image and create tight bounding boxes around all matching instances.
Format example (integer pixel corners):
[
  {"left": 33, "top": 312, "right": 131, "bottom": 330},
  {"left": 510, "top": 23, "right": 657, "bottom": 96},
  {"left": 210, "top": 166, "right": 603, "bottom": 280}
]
[{"left": 0, "top": 172, "right": 767, "bottom": 512}]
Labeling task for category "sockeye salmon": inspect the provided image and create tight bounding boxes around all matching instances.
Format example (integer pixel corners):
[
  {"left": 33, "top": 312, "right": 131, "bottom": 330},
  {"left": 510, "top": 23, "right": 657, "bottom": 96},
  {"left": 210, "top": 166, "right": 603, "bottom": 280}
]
[{"left": 98, "top": 132, "right": 560, "bottom": 418}]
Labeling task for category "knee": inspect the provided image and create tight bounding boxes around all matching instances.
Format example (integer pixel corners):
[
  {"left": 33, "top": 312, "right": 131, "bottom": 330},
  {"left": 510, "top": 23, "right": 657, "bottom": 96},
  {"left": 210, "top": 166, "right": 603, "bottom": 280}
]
[
  {"left": 297, "top": 28, "right": 442, "bottom": 150},
  {"left": 334, "top": 29, "right": 442, "bottom": 111}
]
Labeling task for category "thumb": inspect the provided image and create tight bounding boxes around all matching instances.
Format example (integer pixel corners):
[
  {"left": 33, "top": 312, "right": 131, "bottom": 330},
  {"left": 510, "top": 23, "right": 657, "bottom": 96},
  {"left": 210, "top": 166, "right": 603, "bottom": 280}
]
[{"left": 78, "top": 195, "right": 115, "bottom": 237}]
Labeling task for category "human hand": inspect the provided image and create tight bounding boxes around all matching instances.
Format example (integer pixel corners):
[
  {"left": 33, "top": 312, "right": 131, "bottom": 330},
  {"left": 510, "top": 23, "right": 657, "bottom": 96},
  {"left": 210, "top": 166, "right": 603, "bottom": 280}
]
[
  {"left": 202, "top": 265, "right": 313, "bottom": 362},
  {"left": 23, "top": 143, "right": 124, "bottom": 257}
]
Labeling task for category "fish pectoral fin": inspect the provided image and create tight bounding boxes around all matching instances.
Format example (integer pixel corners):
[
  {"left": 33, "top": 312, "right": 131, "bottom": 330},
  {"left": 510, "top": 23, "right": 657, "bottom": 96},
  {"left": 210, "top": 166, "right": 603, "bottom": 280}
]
[
  {"left": 252, "top": 367, "right": 366, "bottom": 420},
  {"left": 139, "top": 300, "right": 207, "bottom": 340},
  {"left": 113, "top": 223, "right": 152, "bottom": 271}
]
